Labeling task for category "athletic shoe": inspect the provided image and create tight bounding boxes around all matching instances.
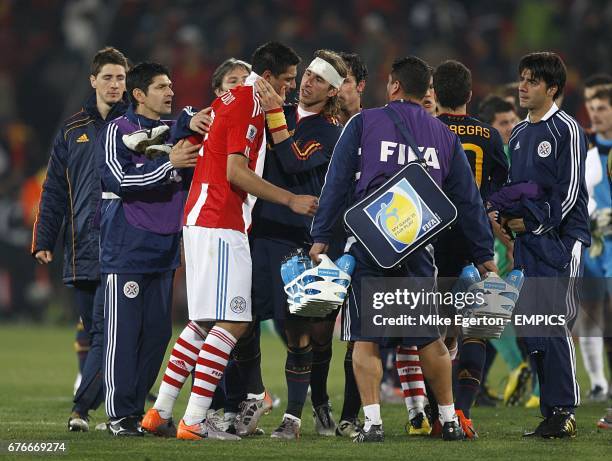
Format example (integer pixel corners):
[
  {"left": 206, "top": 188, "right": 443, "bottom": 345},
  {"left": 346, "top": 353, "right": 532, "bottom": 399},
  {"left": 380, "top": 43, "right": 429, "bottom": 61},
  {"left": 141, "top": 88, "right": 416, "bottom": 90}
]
[
  {"left": 456, "top": 410, "right": 478, "bottom": 439},
  {"left": 107, "top": 416, "right": 144, "bottom": 437},
  {"left": 313, "top": 402, "right": 337, "bottom": 436},
  {"left": 271, "top": 416, "right": 301, "bottom": 440},
  {"left": 68, "top": 412, "right": 89, "bottom": 432},
  {"left": 336, "top": 418, "right": 362, "bottom": 438},
  {"left": 587, "top": 385, "right": 608, "bottom": 403},
  {"left": 234, "top": 393, "right": 273, "bottom": 436},
  {"left": 142, "top": 408, "right": 176, "bottom": 437},
  {"left": 504, "top": 362, "right": 531, "bottom": 406},
  {"left": 207, "top": 409, "right": 230, "bottom": 432},
  {"left": 406, "top": 412, "right": 431, "bottom": 436},
  {"left": 176, "top": 418, "right": 241, "bottom": 441},
  {"left": 596, "top": 408, "right": 612, "bottom": 430},
  {"left": 522, "top": 418, "right": 549, "bottom": 437},
  {"left": 441, "top": 420, "right": 466, "bottom": 441},
  {"left": 94, "top": 422, "right": 108, "bottom": 431},
  {"left": 430, "top": 419, "right": 443, "bottom": 438},
  {"left": 540, "top": 408, "right": 576, "bottom": 439},
  {"left": 352, "top": 424, "right": 384, "bottom": 443},
  {"left": 475, "top": 390, "right": 497, "bottom": 407},
  {"left": 524, "top": 394, "right": 540, "bottom": 409}
]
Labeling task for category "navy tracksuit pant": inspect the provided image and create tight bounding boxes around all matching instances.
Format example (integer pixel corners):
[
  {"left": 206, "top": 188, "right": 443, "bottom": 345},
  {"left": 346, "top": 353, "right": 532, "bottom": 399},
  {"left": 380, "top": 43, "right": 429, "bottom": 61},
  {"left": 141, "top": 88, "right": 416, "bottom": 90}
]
[
  {"left": 514, "top": 235, "right": 584, "bottom": 418},
  {"left": 103, "top": 271, "right": 174, "bottom": 419},
  {"left": 73, "top": 281, "right": 105, "bottom": 415}
]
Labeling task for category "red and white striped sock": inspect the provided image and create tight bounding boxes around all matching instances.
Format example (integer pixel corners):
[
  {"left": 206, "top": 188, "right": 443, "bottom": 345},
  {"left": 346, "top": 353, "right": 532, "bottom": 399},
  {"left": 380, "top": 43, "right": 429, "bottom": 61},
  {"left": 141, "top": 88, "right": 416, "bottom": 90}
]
[
  {"left": 154, "top": 321, "right": 207, "bottom": 419},
  {"left": 183, "top": 326, "right": 236, "bottom": 426},
  {"left": 396, "top": 346, "right": 428, "bottom": 419}
]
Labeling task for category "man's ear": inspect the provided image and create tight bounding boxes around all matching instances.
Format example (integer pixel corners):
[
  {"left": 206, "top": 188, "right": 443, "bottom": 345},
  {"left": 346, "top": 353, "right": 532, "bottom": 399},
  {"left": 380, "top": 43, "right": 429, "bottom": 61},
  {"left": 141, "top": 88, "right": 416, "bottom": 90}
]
[
  {"left": 132, "top": 88, "right": 146, "bottom": 105},
  {"left": 90, "top": 75, "right": 96, "bottom": 89},
  {"left": 261, "top": 70, "right": 273, "bottom": 82},
  {"left": 467, "top": 90, "right": 473, "bottom": 104},
  {"left": 547, "top": 85, "right": 558, "bottom": 98},
  {"left": 357, "top": 80, "right": 366, "bottom": 94},
  {"left": 327, "top": 87, "right": 339, "bottom": 98}
]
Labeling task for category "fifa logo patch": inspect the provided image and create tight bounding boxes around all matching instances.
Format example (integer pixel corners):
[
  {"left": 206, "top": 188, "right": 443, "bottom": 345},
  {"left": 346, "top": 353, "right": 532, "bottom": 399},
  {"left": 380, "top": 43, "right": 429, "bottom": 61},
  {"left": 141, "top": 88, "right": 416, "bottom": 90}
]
[
  {"left": 123, "top": 281, "right": 139, "bottom": 298},
  {"left": 246, "top": 125, "right": 257, "bottom": 142},
  {"left": 364, "top": 178, "right": 441, "bottom": 253},
  {"left": 537, "top": 141, "right": 552, "bottom": 158},
  {"left": 230, "top": 296, "right": 247, "bottom": 314}
]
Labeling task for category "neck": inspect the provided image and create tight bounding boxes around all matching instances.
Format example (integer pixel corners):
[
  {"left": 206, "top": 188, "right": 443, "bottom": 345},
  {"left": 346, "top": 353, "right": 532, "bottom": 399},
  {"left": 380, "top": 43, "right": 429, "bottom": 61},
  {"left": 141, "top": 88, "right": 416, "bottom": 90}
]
[
  {"left": 339, "top": 101, "right": 361, "bottom": 124},
  {"left": 389, "top": 94, "right": 421, "bottom": 105},
  {"left": 96, "top": 97, "right": 112, "bottom": 120},
  {"left": 438, "top": 105, "right": 467, "bottom": 115},
  {"left": 598, "top": 128, "right": 612, "bottom": 141},
  {"left": 298, "top": 99, "right": 325, "bottom": 115},
  {"left": 528, "top": 100, "right": 554, "bottom": 123},
  {"left": 136, "top": 105, "right": 161, "bottom": 120}
]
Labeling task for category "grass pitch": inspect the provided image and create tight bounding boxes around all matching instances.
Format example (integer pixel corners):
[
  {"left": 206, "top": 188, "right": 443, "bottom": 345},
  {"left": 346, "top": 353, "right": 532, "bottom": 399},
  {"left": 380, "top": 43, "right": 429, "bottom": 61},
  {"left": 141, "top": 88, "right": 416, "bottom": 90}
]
[{"left": 0, "top": 325, "right": 609, "bottom": 460}]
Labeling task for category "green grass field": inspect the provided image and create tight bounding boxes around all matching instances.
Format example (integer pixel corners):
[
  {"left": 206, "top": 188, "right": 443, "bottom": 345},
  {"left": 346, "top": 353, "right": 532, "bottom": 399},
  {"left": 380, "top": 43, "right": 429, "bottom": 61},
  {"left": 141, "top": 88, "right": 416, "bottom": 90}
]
[{"left": 0, "top": 325, "right": 609, "bottom": 460}]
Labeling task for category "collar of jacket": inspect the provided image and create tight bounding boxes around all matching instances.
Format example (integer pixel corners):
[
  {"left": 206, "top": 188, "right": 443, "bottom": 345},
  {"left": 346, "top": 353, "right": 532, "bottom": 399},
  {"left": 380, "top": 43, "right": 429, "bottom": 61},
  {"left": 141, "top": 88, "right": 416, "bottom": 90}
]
[
  {"left": 125, "top": 105, "right": 167, "bottom": 129},
  {"left": 83, "top": 92, "right": 129, "bottom": 121}
]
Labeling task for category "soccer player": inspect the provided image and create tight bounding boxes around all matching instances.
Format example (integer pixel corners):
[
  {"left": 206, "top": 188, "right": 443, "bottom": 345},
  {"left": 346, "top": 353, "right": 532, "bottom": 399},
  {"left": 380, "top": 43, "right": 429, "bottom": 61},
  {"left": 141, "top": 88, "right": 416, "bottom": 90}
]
[
  {"left": 143, "top": 41, "right": 318, "bottom": 441},
  {"left": 96, "top": 62, "right": 202, "bottom": 436},
  {"left": 310, "top": 56, "right": 497, "bottom": 442},
  {"left": 243, "top": 50, "right": 347, "bottom": 440},
  {"left": 421, "top": 75, "right": 436, "bottom": 116},
  {"left": 335, "top": 51, "right": 368, "bottom": 438},
  {"left": 432, "top": 60, "right": 509, "bottom": 438},
  {"left": 337, "top": 52, "right": 367, "bottom": 126},
  {"left": 506, "top": 52, "right": 589, "bottom": 439},
  {"left": 31, "top": 47, "right": 129, "bottom": 432},
  {"left": 580, "top": 86, "right": 612, "bottom": 403}
]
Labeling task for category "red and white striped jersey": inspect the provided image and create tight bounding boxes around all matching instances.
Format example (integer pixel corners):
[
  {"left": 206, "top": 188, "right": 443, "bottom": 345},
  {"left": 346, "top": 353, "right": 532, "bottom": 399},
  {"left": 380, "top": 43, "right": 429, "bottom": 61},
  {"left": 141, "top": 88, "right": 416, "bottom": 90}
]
[{"left": 183, "top": 84, "right": 265, "bottom": 232}]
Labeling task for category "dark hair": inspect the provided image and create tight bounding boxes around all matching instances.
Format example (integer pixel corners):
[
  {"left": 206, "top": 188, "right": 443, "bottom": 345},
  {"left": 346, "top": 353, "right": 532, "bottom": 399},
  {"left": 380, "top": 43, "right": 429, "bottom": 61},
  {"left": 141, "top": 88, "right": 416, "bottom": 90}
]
[
  {"left": 478, "top": 95, "right": 516, "bottom": 124},
  {"left": 390, "top": 56, "right": 431, "bottom": 100},
  {"left": 91, "top": 46, "right": 129, "bottom": 76},
  {"left": 211, "top": 58, "right": 251, "bottom": 92},
  {"left": 339, "top": 52, "right": 368, "bottom": 84},
  {"left": 433, "top": 60, "right": 472, "bottom": 109},
  {"left": 311, "top": 49, "right": 348, "bottom": 118},
  {"left": 518, "top": 52, "right": 566, "bottom": 100},
  {"left": 250, "top": 41, "right": 301, "bottom": 77},
  {"left": 126, "top": 62, "right": 170, "bottom": 106},
  {"left": 590, "top": 87, "right": 612, "bottom": 105},
  {"left": 584, "top": 73, "right": 612, "bottom": 89}
]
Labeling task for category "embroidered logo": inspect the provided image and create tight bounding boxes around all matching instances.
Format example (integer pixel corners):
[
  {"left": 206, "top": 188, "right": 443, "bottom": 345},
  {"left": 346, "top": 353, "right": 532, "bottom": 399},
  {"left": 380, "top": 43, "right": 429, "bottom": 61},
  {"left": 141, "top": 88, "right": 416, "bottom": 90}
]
[
  {"left": 230, "top": 296, "right": 247, "bottom": 314},
  {"left": 123, "top": 281, "right": 139, "bottom": 298},
  {"left": 537, "top": 141, "right": 552, "bottom": 158},
  {"left": 514, "top": 141, "right": 520, "bottom": 150},
  {"left": 76, "top": 133, "right": 89, "bottom": 143},
  {"left": 246, "top": 124, "right": 257, "bottom": 142}
]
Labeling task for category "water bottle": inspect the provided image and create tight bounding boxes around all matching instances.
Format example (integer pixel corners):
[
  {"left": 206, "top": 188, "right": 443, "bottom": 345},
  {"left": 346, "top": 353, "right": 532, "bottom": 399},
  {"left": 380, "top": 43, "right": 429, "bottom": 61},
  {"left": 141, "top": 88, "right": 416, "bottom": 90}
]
[
  {"left": 505, "top": 269, "right": 524, "bottom": 291},
  {"left": 459, "top": 264, "right": 481, "bottom": 286},
  {"left": 280, "top": 261, "right": 293, "bottom": 285},
  {"left": 335, "top": 254, "right": 356, "bottom": 276}
]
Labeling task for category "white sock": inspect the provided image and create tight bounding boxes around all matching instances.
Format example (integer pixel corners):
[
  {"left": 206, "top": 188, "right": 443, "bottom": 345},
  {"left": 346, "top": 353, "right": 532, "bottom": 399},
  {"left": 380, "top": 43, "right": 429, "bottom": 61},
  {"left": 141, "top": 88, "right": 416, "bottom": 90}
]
[
  {"left": 283, "top": 413, "right": 301, "bottom": 426},
  {"left": 363, "top": 404, "right": 382, "bottom": 430},
  {"left": 579, "top": 336, "right": 608, "bottom": 391},
  {"left": 438, "top": 404, "right": 457, "bottom": 423},
  {"left": 247, "top": 392, "right": 265, "bottom": 401}
]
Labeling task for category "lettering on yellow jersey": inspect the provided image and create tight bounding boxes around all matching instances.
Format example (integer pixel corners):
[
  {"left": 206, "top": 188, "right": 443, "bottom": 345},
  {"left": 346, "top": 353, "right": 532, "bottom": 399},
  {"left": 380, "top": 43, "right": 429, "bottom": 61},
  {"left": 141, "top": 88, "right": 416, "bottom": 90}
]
[{"left": 448, "top": 124, "right": 490, "bottom": 139}]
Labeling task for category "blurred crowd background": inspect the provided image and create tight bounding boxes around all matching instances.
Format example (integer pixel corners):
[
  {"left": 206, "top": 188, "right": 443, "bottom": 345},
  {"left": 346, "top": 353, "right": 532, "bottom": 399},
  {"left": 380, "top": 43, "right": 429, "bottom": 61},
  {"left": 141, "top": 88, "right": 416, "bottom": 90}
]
[{"left": 0, "top": 0, "right": 610, "bottom": 322}]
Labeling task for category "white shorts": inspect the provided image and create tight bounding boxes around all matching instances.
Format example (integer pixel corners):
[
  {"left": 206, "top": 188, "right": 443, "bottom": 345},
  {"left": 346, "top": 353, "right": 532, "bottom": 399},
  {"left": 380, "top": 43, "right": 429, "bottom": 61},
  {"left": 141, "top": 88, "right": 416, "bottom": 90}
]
[{"left": 183, "top": 226, "right": 252, "bottom": 322}]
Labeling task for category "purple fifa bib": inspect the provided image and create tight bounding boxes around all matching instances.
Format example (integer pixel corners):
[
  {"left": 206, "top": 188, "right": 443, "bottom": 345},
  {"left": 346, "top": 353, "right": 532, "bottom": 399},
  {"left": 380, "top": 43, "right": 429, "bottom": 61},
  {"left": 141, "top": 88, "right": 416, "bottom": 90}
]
[{"left": 114, "top": 117, "right": 185, "bottom": 235}]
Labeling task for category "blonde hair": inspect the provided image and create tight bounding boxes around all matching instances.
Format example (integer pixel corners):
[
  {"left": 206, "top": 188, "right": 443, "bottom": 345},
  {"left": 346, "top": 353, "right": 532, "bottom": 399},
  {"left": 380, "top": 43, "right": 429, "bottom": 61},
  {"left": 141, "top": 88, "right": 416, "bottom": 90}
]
[{"left": 312, "top": 49, "right": 348, "bottom": 119}]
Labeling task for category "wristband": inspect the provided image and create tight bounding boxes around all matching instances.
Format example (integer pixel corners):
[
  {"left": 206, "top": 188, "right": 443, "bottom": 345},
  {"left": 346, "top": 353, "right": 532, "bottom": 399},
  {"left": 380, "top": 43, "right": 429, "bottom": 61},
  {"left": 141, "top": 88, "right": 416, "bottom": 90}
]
[{"left": 266, "top": 109, "right": 287, "bottom": 133}]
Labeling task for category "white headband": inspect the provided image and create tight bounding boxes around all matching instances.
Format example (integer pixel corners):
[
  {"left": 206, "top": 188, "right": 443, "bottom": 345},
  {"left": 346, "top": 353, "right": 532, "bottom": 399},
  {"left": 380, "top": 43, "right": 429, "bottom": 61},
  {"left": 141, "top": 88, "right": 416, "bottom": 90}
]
[{"left": 306, "top": 57, "right": 344, "bottom": 89}]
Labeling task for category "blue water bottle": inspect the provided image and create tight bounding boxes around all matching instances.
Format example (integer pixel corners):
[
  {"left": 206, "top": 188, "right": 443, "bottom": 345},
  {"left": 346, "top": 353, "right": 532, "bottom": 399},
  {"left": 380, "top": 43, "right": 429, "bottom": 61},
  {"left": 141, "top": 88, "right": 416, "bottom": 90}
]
[
  {"left": 505, "top": 269, "right": 524, "bottom": 291},
  {"left": 335, "top": 254, "right": 356, "bottom": 277},
  {"left": 459, "top": 264, "right": 481, "bottom": 286},
  {"left": 280, "top": 261, "right": 293, "bottom": 285}
]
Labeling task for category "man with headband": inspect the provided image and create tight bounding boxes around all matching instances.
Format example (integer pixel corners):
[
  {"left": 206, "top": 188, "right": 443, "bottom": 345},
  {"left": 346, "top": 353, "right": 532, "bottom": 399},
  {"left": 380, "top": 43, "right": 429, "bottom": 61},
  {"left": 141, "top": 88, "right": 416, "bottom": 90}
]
[{"left": 233, "top": 50, "right": 348, "bottom": 440}]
